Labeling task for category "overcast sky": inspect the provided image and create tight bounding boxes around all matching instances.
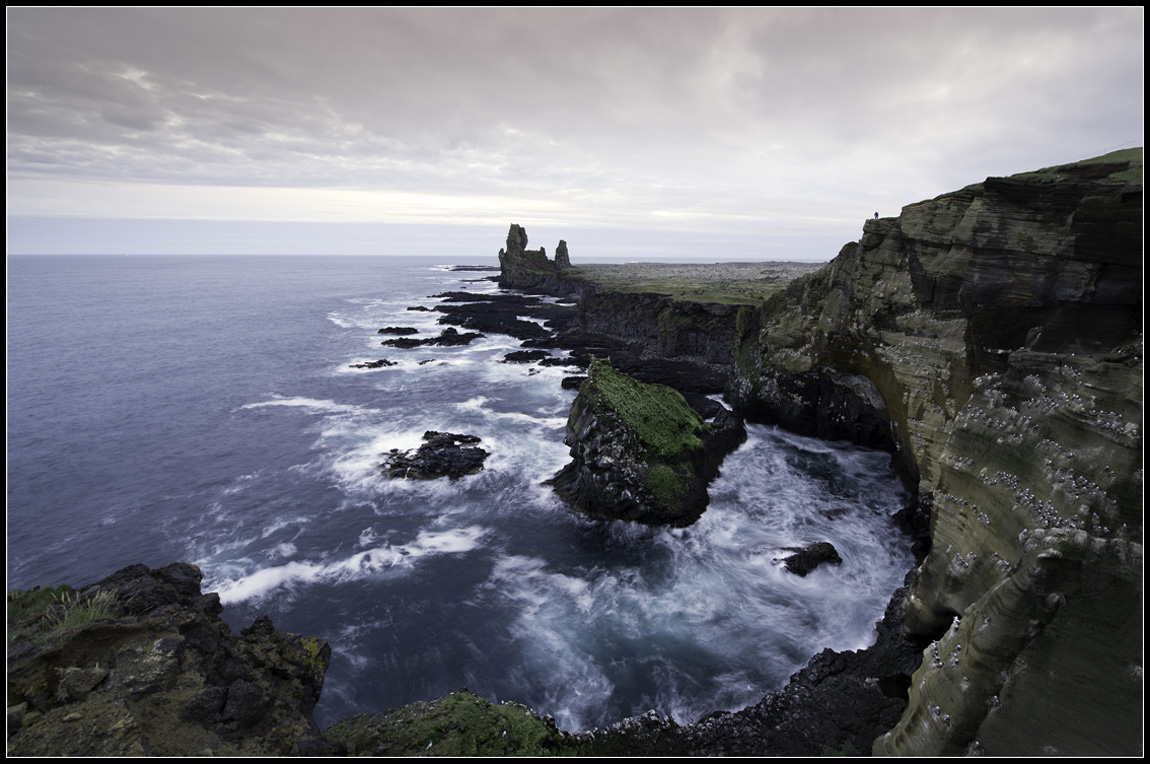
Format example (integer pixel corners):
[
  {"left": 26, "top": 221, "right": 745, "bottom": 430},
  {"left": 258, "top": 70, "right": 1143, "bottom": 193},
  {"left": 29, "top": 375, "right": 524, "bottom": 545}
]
[{"left": 6, "top": 7, "right": 1144, "bottom": 259}]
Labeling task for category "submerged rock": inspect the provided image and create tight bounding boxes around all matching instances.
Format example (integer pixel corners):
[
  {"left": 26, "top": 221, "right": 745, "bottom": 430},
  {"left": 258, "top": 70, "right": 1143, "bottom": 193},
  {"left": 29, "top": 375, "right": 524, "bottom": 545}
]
[
  {"left": 348, "top": 358, "right": 396, "bottom": 369},
  {"left": 382, "top": 431, "right": 489, "bottom": 480},
  {"left": 550, "top": 357, "right": 745, "bottom": 526},
  {"left": 780, "top": 541, "right": 844, "bottom": 576}
]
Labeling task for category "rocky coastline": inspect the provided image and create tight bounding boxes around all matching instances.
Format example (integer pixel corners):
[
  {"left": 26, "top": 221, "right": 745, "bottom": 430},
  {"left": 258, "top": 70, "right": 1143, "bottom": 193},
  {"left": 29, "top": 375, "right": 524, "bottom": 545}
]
[{"left": 8, "top": 149, "right": 1142, "bottom": 756}]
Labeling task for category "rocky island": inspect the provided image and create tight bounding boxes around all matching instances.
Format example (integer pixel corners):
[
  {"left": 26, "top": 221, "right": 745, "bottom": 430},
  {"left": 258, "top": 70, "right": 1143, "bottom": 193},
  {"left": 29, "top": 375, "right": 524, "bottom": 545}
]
[{"left": 8, "top": 149, "right": 1142, "bottom": 756}]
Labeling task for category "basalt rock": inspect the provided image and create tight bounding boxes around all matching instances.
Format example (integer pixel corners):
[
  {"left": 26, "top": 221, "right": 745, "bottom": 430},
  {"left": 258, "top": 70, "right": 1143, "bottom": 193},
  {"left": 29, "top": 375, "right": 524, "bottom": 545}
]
[
  {"left": 380, "top": 326, "right": 485, "bottom": 348},
  {"left": 780, "top": 541, "right": 844, "bottom": 576},
  {"left": 550, "top": 357, "right": 745, "bottom": 526},
  {"left": 6, "top": 563, "right": 337, "bottom": 756},
  {"left": 382, "top": 431, "right": 489, "bottom": 480}
]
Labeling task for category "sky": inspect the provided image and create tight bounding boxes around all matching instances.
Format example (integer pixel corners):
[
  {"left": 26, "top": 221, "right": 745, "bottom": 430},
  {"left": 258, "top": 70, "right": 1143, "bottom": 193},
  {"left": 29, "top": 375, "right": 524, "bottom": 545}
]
[{"left": 6, "top": 7, "right": 1144, "bottom": 260}]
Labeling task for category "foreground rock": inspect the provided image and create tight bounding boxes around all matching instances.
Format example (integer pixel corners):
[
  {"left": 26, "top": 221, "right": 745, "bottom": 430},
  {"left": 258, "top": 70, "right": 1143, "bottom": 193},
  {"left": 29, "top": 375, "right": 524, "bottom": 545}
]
[
  {"left": 6, "top": 563, "right": 336, "bottom": 756},
  {"left": 550, "top": 357, "right": 745, "bottom": 526},
  {"left": 326, "top": 689, "right": 585, "bottom": 756}
]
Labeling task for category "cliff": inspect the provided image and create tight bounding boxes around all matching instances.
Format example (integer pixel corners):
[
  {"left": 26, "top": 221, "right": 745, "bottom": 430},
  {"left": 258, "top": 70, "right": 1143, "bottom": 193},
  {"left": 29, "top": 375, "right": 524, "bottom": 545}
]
[
  {"left": 535, "top": 148, "right": 1143, "bottom": 754},
  {"left": 8, "top": 152, "right": 1140, "bottom": 757}
]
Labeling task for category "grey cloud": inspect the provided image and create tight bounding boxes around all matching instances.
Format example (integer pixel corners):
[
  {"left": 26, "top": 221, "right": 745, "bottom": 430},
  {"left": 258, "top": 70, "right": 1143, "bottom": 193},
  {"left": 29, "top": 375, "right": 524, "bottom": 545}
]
[{"left": 6, "top": 7, "right": 1143, "bottom": 230}]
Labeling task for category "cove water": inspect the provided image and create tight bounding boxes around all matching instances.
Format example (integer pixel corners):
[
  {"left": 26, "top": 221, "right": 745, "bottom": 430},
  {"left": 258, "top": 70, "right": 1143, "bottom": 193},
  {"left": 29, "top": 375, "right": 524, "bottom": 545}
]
[{"left": 7, "top": 254, "right": 913, "bottom": 731}]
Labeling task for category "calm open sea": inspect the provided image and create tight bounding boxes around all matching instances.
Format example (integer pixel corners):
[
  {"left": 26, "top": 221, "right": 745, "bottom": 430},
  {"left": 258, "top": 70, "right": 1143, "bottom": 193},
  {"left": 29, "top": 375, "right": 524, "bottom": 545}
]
[{"left": 7, "top": 253, "right": 912, "bottom": 730}]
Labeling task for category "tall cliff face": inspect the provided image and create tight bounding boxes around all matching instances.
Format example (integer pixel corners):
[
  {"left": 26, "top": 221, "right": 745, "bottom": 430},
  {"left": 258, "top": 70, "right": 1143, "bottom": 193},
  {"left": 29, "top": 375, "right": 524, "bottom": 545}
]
[{"left": 730, "top": 150, "right": 1142, "bottom": 755}]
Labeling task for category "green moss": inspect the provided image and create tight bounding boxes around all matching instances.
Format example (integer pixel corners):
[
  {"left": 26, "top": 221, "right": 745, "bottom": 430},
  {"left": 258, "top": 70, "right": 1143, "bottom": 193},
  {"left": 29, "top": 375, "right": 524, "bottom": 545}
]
[
  {"left": 645, "top": 463, "right": 688, "bottom": 506},
  {"left": 587, "top": 358, "right": 703, "bottom": 458},
  {"left": 325, "top": 690, "right": 586, "bottom": 756}
]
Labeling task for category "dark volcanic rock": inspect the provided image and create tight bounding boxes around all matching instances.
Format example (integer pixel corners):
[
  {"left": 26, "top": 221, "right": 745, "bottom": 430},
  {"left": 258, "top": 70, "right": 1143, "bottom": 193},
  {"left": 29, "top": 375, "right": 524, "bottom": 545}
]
[
  {"left": 431, "top": 290, "right": 577, "bottom": 341},
  {"left": 502, "top": 349, "right": 552, "bottom": 364},
  {"left": 550, "top": 358, "right": 745, "bottom": 526},
  {"left": 377, "top": 326, "right": 419, "bottom": 335},
  {"left": 780, "top": 541, "right": 843, "bottom": 576},
  {"left": 6, "top": 563, "right": 337, "bottom": 756},
  {"left": 381, "top": 327, "right": 484, "bottom": 348},
  {"left": 348, "top": 359, "right": 396, "bottom": 369},
  {"left": 497, "top": 224, "right": 580, "bottom": 293},
  {"left": 382, "top": 431, "right": 489, "bottom": 480}
]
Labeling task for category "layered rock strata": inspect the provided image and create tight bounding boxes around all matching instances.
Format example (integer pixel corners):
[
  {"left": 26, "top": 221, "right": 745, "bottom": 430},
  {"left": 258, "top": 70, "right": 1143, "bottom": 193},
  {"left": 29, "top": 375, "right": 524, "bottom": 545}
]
[{"left": 729, "top": 152, "right": 1144, "bottom": 756}]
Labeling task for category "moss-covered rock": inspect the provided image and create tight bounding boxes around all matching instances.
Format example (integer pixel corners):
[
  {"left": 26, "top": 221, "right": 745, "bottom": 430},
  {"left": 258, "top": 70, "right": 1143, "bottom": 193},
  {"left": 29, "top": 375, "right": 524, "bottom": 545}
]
[
  {"left": 325, "top": 689, "right": 586, "bottom": 756},
  {"left": 6, "top": 563, "right": 337, "bottom": 756},
  {"left": 550, "top": 357, "right": 744, "bottom": 526}
]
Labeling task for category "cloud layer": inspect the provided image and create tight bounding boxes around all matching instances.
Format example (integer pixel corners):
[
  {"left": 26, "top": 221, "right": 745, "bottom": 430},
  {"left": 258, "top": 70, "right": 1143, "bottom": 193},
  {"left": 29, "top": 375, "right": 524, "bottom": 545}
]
[{"left": 6, "top": 8, "right": 1144, "bottom": 254}]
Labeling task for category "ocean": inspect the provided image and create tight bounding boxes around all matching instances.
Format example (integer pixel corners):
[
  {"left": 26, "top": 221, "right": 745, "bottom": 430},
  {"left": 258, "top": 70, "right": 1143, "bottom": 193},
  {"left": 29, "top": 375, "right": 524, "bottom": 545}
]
[{"left": 6, "top": 253, "right": 913, "bottom": 731}]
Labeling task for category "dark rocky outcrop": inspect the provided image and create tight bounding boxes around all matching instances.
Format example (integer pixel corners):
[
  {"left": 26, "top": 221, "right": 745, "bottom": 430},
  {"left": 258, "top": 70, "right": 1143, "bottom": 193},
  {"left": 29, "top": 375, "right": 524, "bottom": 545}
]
[
  {"left": 380, "top": 326, "right": 485, "bottom": 348},
  {"left": 432, "top": 290, "right": 575, "bottom": 341},
  {"left": 497, "top": 224, "right": 579, "bottom": 294},
  {"left": 550, "top": 357, "right": 745, "bottom": 526},
  {"left": 6, "top": 563, "right": 337, "bottom": 757},
  {"left": 501, "top": 349, "right": 553, "bottom": 364},
  {"left": 348, "top": 358, "right": 396, "bottom": 369},
  {"left": 381, "top": 431, "right": 489, "bottom": 480},
  {"left": 779, "top": 541, "right": 844, "bottom": 576}
]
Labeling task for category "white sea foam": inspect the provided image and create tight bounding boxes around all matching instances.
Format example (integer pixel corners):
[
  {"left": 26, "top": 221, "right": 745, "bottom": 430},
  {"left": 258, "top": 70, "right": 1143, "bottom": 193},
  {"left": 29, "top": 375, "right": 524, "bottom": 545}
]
[
  {"left": 213, "top": 525, "right": 488, "bottom": 605},
  {"left": 241, "top": 395, "right": 375, "bottom": 416}
]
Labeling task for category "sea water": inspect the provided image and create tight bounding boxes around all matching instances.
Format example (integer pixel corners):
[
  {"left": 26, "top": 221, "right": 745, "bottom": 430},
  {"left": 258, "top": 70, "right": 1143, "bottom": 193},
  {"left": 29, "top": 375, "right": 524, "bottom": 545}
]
[{"left": 6, "top": 253, "right": 913, "bottom": 730}]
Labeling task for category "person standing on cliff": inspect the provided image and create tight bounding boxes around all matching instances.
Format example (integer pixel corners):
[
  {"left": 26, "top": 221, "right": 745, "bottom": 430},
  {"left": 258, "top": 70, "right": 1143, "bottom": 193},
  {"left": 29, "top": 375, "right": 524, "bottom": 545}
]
[{"left": 874, "top": 212, "right": 879, "bottom": 219}]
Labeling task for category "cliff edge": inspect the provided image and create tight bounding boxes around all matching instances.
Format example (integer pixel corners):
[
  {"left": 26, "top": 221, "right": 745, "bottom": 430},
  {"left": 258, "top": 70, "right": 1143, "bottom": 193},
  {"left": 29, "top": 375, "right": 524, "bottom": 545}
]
[{"left": 726, "top": 149, "right": 1144, "bottom": 754}]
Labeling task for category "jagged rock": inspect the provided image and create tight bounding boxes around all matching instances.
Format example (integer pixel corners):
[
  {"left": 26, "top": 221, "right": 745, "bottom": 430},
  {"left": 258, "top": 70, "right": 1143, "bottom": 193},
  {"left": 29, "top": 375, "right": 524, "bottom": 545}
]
[
  {"left": 497, "top": 224, "right": 579, "bottom": 293},
  {"left": 779, "top": 541, "right": 843, "bottom": 576},
  {"left": 382, "top": 431, "right": 489, "bottom": 480},
  {"left": 431, "top": 291, "right": 566, "bottom": 341},
  {"left": 550, "top": 357, "right": 745, "bottom": 526},
  {"left": 381, "top": 326, "right": 484, "bottom": 348},
  {"left": 555, "top": 240, "right": 571, "bottom": 269},
  {"left": 377, "top": 326, "right": 419, "bottom": 335},
  {"left": 348, "top": 359, "right": 396, "bottom": 369},
  {"left": 502, "top": 349, "right": 552, "bottom": 364},
  {"left": 6, "top": 563, "right": 337, "bottom": 756}
]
